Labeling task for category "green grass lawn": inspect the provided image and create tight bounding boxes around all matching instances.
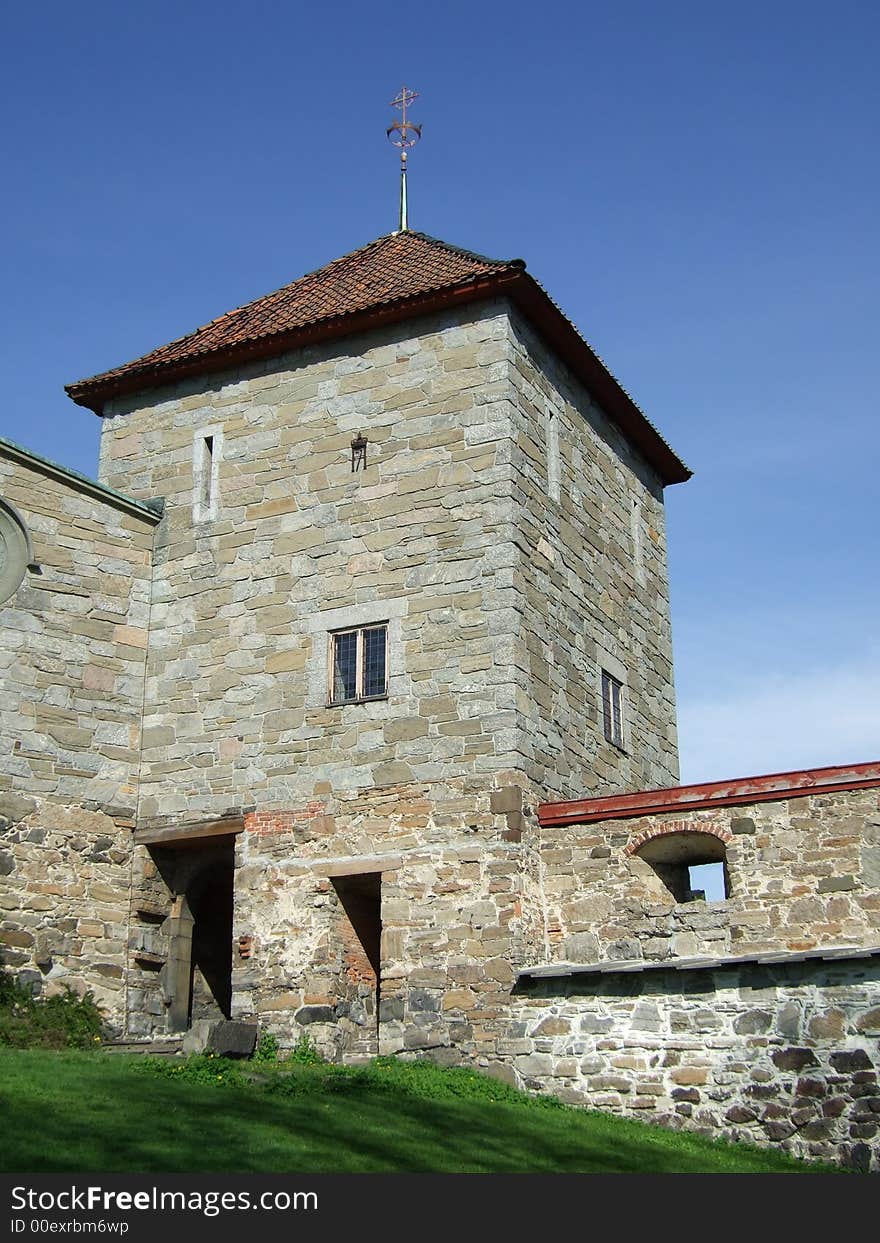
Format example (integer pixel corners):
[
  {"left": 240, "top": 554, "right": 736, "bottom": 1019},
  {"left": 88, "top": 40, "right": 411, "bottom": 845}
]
[{"left": 0, "top": 1047, "right": 837, "bottom": 1174}]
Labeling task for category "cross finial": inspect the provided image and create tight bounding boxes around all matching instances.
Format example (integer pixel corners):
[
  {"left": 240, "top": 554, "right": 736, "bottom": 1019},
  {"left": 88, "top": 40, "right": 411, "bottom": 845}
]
[{"left": 386, "top": 86, "right": 422, "bottom": 232}]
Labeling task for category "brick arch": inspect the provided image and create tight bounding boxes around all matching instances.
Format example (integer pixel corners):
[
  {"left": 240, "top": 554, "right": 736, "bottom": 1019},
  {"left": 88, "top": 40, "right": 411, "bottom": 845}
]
[{"left": 623, "top": 819, "right": 733, "bottom": 857}]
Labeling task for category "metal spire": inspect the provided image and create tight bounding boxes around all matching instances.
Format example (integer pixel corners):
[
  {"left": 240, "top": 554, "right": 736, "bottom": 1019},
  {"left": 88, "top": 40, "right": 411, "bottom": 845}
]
[{"left": 386, "top": 86, "right": 422, "bottom": 232}]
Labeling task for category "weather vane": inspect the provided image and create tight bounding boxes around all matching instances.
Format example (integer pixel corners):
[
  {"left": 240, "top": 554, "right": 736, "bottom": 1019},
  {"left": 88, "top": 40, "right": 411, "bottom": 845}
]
[{"left": 386, "top": 86, "right": 422, "bottom": 232}]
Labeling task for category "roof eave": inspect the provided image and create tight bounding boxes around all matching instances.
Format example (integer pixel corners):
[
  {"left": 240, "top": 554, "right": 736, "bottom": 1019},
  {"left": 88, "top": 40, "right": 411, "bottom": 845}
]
[
  {"left": 64, "top": 271, "right": 523, "bottom": 416},
  {"left": 506, "top": 274, "right": 691, "bottom": 486},
  {"left": 66, "top": 268, "right": 690, "bottom": 486}
]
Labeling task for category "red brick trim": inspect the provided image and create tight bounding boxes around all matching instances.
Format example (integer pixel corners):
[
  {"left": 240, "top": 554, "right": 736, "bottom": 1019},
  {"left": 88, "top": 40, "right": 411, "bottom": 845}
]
[
  {"left": 539, "top": 759, "right": 880, "bottom": 828},
  {"left": 623, "top": 820, "right": 733, "bottom": 857},
  {"left": 244, "top": 806, "right": 322, "bottom": 836}
]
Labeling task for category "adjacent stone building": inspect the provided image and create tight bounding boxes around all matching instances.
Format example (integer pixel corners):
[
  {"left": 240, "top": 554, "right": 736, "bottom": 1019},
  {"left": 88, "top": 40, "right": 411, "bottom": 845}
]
[{"left": 1, "top": 228, "right": 877, "bottom": 1169}]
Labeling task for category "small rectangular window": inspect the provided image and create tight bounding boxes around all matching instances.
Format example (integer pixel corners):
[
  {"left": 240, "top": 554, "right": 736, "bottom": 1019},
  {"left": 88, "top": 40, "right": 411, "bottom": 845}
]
[
  {"left": 601, "top": 670, "right": 624, "bottom": 748},
  {"left": 329, "top": 624, "right": 388, "bottom": 705}
]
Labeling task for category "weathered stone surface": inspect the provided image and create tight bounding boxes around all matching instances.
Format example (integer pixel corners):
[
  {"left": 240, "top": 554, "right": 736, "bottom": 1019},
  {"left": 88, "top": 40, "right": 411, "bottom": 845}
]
[
  {"left": 182, "top": 1019, "right": 258, "bottom": 1057},
  {"left": 772, "top": 1048, "right": 819, "bottom": 1072},
  {"left": 855, "top": 1008, "right": 880, "bottom": 1034},
  {"left": 829, "top": 1049, "right": 873, "bottom": 1072},
  {"left": 861, "top": 846, "right": 880, "bottom": 888},
  {"left": 733, "top": 1009, "right": 771, "bottom": 1035},
  {"left": 1, "top": 267, "right": 878, "bottom": 1177},
  {"left": 725, "top": 1105, "right": 757, "bottom": 1123},
  {"left": 295, "top": 1006, "right": 335, "bottom": 1026},
  {"left": 817, "top": 875, "right": 856, "bottom": 893}
]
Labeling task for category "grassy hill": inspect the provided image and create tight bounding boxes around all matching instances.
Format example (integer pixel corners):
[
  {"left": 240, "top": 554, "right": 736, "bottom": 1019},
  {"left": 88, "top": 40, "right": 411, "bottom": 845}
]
[{"left": 0, "top": 1047, "right": 838, "bottom": 1174}]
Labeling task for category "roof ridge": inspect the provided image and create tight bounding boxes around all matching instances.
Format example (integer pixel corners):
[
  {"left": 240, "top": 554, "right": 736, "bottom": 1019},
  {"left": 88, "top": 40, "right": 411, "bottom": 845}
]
[{"left": 403, "top": 230, "right": 526, "bottom": 270}]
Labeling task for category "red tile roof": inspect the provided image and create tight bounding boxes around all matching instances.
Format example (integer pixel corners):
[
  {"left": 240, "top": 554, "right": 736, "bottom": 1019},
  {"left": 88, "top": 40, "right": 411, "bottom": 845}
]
[{"left": 66, "top": 230, "right": 690, "bottom": 484}]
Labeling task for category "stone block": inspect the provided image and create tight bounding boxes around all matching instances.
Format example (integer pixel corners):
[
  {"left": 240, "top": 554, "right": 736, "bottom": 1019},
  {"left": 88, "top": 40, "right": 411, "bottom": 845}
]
[
  {"left": 489, "top": 786, "right": 522, "bottom": 815},
  {"left": 295, "top": 1005, "right": 335, "bottom": 1026},
  {"left": 182, "top": 1020, "right": 258, "bottom": 1058},
  {"left": 830, "top": 1049, "right": 873, "bottom": 1072},
  {"left": 817, "top": 875, "right": 856, "bottom": 893},
  {"left": 771, "top": 1047, "right": 818, "bottom": 1072}
]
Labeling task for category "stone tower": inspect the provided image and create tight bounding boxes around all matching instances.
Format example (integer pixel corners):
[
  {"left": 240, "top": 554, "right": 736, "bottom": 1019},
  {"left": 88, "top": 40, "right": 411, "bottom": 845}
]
[
  {"left": 15, "top": 229, "right": 690, "bottom": 1051},
  {"left": 70, "top": 231, "right": 688, "bottom": 819}
]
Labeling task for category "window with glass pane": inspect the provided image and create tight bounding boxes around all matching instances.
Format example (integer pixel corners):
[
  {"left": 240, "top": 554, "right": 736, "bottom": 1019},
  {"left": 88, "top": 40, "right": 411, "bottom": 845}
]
[
  {"left": 329, "top": 624, "right": 388, "bottom": 704},
  {"left": 362, "top": 626, "right": 387, "bottom": 697},
  {"left": 332, "top": 630, "right": 358, "bottom": 703},
  {"left": 601, "top": 670, "right": 624, "bottom": 748}
]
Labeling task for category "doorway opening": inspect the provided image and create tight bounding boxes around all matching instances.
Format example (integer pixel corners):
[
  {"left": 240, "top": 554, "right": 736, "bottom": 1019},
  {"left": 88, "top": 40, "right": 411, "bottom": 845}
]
[
  {"left": 188, "top": 859, "right": 234, "bottom": 1020},
  {"left": 331, "top": 872, "right": 382, "bottom": 1056},
  {"left": 152, "top": 835, "right": 236, "bottom": 1032}
]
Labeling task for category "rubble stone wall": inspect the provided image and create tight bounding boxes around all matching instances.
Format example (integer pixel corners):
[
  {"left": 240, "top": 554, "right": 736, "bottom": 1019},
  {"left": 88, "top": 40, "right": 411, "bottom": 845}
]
[
  {"left": 537, "top": 787, "right": 880, "bottom": 964},
  {"left": 229, "top": 787, "right": 529, "bottom": 1061},
  {"left": 0, "top": 793, "right": 131, "bottom": 1030},
  {"left": 510, "top": 955, "right": 880, "bottom": 1172}
]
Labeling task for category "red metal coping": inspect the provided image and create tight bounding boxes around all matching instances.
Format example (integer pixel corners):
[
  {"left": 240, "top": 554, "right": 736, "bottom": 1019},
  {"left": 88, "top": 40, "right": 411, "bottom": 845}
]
[{"left": 538, "top": 759, "right": 880, "bottom": 827}]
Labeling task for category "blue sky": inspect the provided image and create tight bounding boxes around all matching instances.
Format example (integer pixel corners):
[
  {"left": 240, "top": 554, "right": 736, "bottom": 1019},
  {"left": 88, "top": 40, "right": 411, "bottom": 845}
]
[{"left": 1, "top": 1, "right": 877, "bottom": 784}]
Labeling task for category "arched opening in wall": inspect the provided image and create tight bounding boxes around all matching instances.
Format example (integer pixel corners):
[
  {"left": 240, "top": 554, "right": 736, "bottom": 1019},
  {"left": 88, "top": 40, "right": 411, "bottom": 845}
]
[{"left": 636, "top": 833, "right": 730, "bottom": 903}]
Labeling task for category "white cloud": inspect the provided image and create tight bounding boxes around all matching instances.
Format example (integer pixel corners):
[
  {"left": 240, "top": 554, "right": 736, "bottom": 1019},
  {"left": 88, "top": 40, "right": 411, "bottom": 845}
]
[{"left": 677, "top": 660, "right": 880, "bottom": 786}]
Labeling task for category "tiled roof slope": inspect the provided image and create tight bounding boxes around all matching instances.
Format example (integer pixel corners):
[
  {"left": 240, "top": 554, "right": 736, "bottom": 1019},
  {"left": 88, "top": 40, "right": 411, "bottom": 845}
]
[
  {"left": 66, "top": 230, "right": 690, "bottom": 485},
  {"left": 67, "top": 232, "right": 520, "bottom": 404}
]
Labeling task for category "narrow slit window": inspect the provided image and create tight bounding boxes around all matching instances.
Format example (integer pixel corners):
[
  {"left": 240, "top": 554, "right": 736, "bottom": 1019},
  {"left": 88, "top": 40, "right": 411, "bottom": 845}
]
[
  {"left": 330, "top": 624, "right": 388, "bottom": 705},
  {"left": 194, "top": 429, "right": 221, "bottom": 521},
  {"left": 201, "top": 436, "right": 214, "bottom": 510},
  {"left": 601, "top": 670, "right": 624, "bottom": 748},
  {"left": 546, "top": 412, "right": 561, "bottom": 502}
]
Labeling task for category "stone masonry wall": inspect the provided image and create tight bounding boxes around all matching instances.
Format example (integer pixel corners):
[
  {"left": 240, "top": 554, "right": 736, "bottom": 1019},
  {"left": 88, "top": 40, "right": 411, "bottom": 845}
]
[
  {"left": 97, "top": 305, "right": 522, "bottom": 828},
  {"left": 536, "top": 787, "right": 880, "bottom": 965},
  {"left": 0, "top": 451, "right": 156, "bottom": 815},
  {"left": 510, "top": 956, "right": 880, "bottom": 1172},
  {"left": 505, "top": 309, "right": 679, "bottom": 800},
  {"left": 0, "top": 451, "right": 157, "bottom": 1027},
  {"left": 0, "top": 793, "right": 132, "bottom": 1030},
  {"left": 228, "top": 781, "right": 528, "bottom": 1061},
  {"left": 95, "top": 298, "right": 679, "bottom": 828}
]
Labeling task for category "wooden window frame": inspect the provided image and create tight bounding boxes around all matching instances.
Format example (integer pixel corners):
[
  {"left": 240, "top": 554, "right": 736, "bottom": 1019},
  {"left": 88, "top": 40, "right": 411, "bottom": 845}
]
[
  {"left": 327, "top": 623, "right": 389, "bottom": 706},
  {"left": 601, "top": 669, "right": 624, "bottom": 750}
]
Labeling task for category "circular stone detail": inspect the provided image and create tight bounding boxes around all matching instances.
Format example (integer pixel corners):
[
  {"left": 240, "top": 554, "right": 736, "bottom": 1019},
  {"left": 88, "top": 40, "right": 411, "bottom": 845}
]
[{"left": 0, "top": 502, "right": 30, "bottom": 605}]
